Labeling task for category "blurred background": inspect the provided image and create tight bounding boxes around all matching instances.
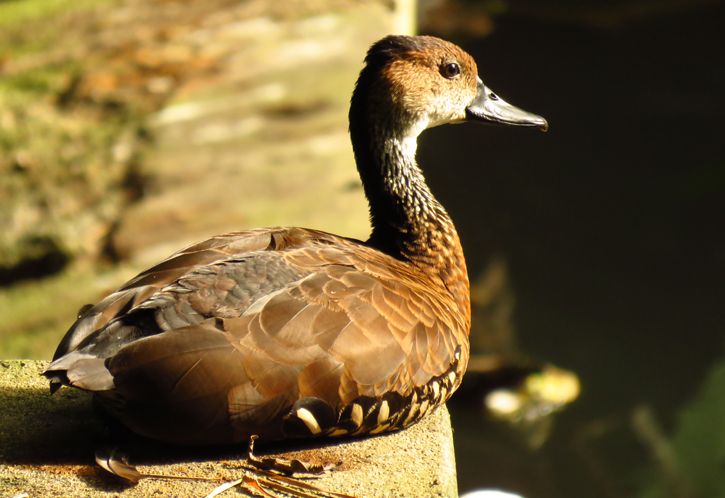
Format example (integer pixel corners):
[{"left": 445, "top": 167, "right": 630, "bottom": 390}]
[{"left": 1, "top": 0, "right": 724, "bottom": 497}]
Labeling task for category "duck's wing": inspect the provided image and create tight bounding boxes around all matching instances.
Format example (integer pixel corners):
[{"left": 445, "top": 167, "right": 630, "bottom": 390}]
[
  {"left": 49, "top": 228, "right": 299, "bottom": 361},
  {"left": 43, "top": 227, "right": 467, "bottom": 444}
]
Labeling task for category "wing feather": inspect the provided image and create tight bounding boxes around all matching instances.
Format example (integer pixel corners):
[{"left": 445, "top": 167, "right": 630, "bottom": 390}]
[{"left": 44, "top": 227, "right": 469, "bottom": 444}]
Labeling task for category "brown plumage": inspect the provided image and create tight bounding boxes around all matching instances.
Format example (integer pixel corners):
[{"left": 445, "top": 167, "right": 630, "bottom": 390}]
[{"left": 43, "top": 35, "right": 547, "bottom": 445}]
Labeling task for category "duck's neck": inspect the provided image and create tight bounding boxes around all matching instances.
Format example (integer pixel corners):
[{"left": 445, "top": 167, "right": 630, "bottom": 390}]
[
  {"left": 349, "top": 88, "right": 468, "bottom": 296},
  {"left": 356, "top": 130, "right": 455, "bottom": 261}
]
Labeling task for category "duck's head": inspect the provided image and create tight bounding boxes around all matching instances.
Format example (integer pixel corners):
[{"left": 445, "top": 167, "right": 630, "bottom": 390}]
[{"left": 351, "top": 35, "right": 547, "bottom": 140}]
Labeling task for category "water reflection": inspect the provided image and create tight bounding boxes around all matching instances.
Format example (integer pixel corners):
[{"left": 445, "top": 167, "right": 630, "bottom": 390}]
[{"left": 421, "top": 3, "right": 725, "bottom": 497}]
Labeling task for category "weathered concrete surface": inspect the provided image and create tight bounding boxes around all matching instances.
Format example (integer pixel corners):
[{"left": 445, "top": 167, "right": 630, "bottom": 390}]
[{"left": 0, "top": 360, "right": 457, "bottom": 497}]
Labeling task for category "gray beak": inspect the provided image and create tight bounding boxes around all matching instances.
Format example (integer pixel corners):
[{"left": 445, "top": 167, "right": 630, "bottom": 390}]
[{"left": 466, "top": 79, "right": 548, "bottom": 131}]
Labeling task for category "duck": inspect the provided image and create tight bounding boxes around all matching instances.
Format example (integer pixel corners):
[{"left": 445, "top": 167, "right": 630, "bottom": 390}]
[{"left": 43, "top": 35, "right": 547, "bottom": 445}]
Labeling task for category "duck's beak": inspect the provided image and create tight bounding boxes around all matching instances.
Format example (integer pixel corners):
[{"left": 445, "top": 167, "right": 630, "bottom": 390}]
[{"left": 466, "top": 79, "right": 548, "bottom": 131}]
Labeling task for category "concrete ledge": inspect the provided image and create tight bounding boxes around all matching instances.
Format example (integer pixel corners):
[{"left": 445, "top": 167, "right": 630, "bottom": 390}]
[{"left": 0, "top": 360, "right": 458, "bottom": 497}]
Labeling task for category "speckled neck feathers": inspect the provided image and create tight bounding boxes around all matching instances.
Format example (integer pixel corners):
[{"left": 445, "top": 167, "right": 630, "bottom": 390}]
[{"left": 349, "top": 37, "right": 465, "bottom": 279}]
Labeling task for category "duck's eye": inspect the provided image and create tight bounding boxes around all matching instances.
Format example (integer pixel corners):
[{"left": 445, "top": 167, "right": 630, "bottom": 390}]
[{"left": 441, "top": 62, "right": 461, "bottom": 79}]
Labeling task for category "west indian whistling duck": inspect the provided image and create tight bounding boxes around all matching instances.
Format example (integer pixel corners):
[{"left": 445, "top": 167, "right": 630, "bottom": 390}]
[{"left": 43, "top": 35, "right": 547, "bottom": 445}]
